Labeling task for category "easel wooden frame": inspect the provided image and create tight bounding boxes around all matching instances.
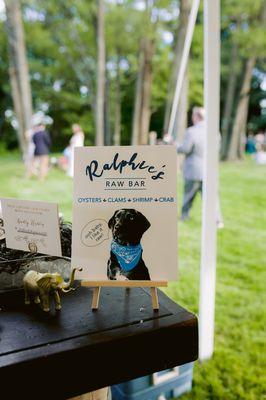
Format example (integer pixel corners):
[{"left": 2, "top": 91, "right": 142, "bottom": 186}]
[{"left": 81, "top": 280, "right": 168, "bottom": 311}]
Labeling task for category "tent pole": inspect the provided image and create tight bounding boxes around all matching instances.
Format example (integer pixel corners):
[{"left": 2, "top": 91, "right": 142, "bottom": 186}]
[{"left": 199, "top": 0, "right": 220, "bottom": 361}]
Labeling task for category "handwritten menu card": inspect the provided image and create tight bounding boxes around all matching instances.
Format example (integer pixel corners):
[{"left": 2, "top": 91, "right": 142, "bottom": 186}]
[{"left": 1, "top": 198, "right": 62, "bottom": 257}]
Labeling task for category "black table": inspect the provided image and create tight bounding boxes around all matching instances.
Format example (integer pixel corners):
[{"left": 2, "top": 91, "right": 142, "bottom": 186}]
[{"left": 0, "top": 286, "right": 198, "bottom": 399}]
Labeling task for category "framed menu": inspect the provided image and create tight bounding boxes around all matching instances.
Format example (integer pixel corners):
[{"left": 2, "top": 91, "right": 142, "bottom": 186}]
[{"left": 72, "top": 146, "right": 178, "bottom": 281}]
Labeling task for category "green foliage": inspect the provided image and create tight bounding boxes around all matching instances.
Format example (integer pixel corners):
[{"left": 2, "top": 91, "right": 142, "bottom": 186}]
[
  {"left": 248, "top": 69, "right": 266, "bottom": 132},
  {"left": 0, "top": 0, "right": 265, "bottom": 151},
  {"left": 189, "top": 21, "right": 204, "bottom": 107},
  {"left": 220, "top": 0, "right": 266, "bottom": 146},
  {"left": 0, "top": 18, "right": 14, "bottom": 151}
]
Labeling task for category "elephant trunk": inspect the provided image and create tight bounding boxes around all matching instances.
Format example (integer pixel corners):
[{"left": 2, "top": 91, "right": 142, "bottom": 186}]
[{"left": 61, "top": 268, "right": 82, "bottom": 293}]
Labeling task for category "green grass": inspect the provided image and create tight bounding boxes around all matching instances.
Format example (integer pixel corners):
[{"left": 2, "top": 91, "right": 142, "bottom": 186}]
[
  {"left": 0, "top": 153, "right": 73, "bottom": 220},
  {"left": 0, "top": 154, "right": 265, "bottom": 400}
]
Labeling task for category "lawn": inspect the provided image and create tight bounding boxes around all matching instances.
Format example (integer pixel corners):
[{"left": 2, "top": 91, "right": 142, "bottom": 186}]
[{"left": 0, "top": 153, "right": 265, "bottom": 400}]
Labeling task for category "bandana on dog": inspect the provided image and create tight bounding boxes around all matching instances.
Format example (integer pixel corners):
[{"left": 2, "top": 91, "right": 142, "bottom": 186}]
[{"left": 111, "top": 240, "right": 142, "bottom": 272}]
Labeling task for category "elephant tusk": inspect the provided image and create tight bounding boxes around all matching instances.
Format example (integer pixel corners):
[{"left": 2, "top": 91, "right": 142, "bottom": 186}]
[{"left": 61, "top": 269, "right": 82, "bottom": 293}]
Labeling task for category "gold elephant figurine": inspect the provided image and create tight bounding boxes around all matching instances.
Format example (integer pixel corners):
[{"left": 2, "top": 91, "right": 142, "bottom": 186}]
[{"left": 23, "top": 268, "right": 82, "bottom": 312}]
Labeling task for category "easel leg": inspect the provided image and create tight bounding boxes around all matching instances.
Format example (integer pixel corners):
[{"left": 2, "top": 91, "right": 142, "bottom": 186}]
[
  {"left": 150, "top": 287, "right": 159, "bottom": 311},
  {"left": 92, "top": 287, "right": 101, "bottom": 310}
]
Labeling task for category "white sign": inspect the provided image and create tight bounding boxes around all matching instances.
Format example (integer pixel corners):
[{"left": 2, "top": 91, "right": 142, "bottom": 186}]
[
  {"left": 1, "top": 198, "right": 62, "bottom": 257},
  {"left": 72, "top": 146, "right": 178, "bottom": 281}
]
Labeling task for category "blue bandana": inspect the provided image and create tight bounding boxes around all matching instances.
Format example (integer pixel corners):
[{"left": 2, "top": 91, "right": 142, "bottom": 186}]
[{"left": 111, "top": 240, "right": 142, "bottom": 272}]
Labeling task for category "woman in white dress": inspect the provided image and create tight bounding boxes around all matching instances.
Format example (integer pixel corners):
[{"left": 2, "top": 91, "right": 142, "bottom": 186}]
[{"left": 67, "top": 124, "right": 85, "bottom": 177}]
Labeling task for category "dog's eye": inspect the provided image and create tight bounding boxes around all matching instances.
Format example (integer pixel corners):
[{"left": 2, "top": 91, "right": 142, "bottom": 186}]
[{"left": 129, "top": 216, "right": 134, "bottom": 221}]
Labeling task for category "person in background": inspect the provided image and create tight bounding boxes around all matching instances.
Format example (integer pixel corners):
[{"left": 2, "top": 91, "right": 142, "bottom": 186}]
[
  {"left": 174, "top": 106, "right": 223, "bottom": 227},
  {"left": 58, "top": 146, "right": 70, "bottom": 172},
  {"left": 67, "top": 123, "right": 85, "bottom": 177},
  {"left": 254, "top": 143, "right": 266, "bottom": 165},
  {"left": 245, "top": 132, "right": 257, "bottom": 154},
  {"left": 175, "top": 107, "right": 205, "bottom": 221},
  {"left": 255, "top": 130, "right": 265, "bottom": 147},
  {"left": 27, "top": 121, "right": 51, "bottom": 181},
  {"left": 149, "top": 131, "right": 158, "bottom": 145}
]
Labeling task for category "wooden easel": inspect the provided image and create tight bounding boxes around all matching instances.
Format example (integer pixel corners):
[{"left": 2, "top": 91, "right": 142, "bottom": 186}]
[{"left": 81, "top": 280, "right": 168, "bottom": 311}]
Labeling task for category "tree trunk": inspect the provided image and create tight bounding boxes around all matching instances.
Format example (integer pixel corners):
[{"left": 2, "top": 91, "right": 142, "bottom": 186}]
[
  {"left": 131, "top": 37, "right": 154, "bottom": 145},
  {"left": 113, "top": 54, "right": 121, "bottom": 146},
  {"left": 163, "top": 0, "right": 191, "bottom": 134},
  {"left": 131, "top": 0, "right": 155, "bottom": 146},
  {"left": 104, "top": 74, "right": 111, "bottom": 146},
  {"left": 9, "top": 65, "right": 24, "bottom": 152},
  {"left": 95, "top": 0, "right": 105, "bottom": 146},
  {"left": 131, "top": 40, "right": 145, "bottom": 145},
  {"left": 139, "top": 37, "right": 154, "bottom": 145},
  {"left": 221, "top": 41, "right": 238, "bottom": 159},
  {"left": 227, "top": 57, "right": 256, "bottom": 161},
  {"left": 5, "top": 0, "right": 33, "bottom": 157}
]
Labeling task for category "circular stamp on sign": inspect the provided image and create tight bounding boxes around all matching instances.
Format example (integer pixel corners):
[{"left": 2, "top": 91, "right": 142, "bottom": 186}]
[{"left": 28, "top": 242, "right": 38, "bottom": 254}]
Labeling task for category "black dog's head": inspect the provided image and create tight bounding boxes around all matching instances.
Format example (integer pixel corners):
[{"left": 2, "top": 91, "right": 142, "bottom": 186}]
[{"left": 108, "top": 209, "right": 150, "bottom": 245}]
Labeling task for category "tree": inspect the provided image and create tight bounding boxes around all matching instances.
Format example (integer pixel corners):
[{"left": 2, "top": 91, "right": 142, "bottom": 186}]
[
  {"left": 131, "top": 2, "right": 155, "bottom": 145},
  {"left": 222, "top": 0, "right": 266, "bottom": 160},
  {"left": 96, "top": 0, "right": 106, "bottom": 145},
  {"left": 1, "top": 0, "right": 264, "bottom": 155},
  {"left": 4, "top": 0, "right": 33, "bottom": 157},
  {"left": 105, "top": 0, "right": 125, "bottom": 146},
  {"left": 113, "top": 53, "right": 122, "bottom": 146},
  {"left": 220, "top": 40, "right": 238, "bottom": 159},
  {"left": 132, "top": 37, "right": 154, "bottom": 145},
  {"left": 227, "top": 57, "right": 256, "bottom": 160},
  {"left": 28, "top": 0, "right": 97, "bottom": 147}
]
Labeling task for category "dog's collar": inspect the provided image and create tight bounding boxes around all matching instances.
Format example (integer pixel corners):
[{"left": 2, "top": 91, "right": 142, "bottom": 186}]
[{"left": 111, "top": 240, "right": 142, "bottom": 272}]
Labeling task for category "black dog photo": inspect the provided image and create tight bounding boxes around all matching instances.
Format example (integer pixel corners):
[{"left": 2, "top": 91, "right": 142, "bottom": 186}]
[{"left": 107, "top": 209, "right": 151, "bottom": 280}]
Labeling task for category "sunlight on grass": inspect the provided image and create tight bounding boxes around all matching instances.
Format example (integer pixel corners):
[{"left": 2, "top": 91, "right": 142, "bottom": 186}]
[{"left": 0, "top": 154, "right": 265, "bottom": 399}]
